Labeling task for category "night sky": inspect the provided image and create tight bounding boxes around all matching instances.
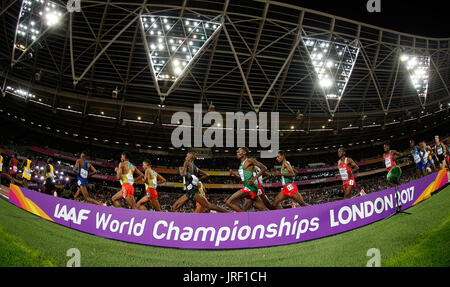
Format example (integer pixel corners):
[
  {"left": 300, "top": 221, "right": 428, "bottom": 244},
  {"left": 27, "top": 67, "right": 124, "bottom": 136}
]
[{"left": 281, "top": 0, "right": 449, "bottom": 38}]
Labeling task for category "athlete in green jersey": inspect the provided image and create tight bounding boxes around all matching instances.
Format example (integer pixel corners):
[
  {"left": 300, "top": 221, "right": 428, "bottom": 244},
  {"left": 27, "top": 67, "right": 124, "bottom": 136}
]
[
  {"left": 226, "top": 147, "right": 269, "bottom": 212},
  {"left": 272, "top": 150, "right": 308, "bottom": 209}
]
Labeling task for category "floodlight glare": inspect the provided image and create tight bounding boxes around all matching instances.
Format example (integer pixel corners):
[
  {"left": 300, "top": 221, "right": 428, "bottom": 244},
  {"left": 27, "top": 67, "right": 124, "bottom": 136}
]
[
  {"left": 302, "top": 36, "right": 360, "bottom": 110},
  {"left": 141, "top": 15, "right": 222, "bottom": 82},
  {"left": 400, "top": 53, "right": 430, "bottom": 101}
]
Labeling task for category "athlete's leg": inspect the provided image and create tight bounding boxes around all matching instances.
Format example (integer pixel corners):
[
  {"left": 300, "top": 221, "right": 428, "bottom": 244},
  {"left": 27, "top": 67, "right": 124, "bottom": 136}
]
[
  {"left": 243, "top": 198, "right": 253, "bottom": 211},
  {"left": 124, "top": 195, "right": 138, "bottom": 209},
  {"left": 79, "top": 185, "right": 103, "bottom": 205},
  {"left": 252, "top": 196, "right": 269, "bottom": 211},
  {"left": 195, "top": 205, "right": 205, "bottom": 213},
  {"left": 343, "top": 186, "right": 354, "bottom": 199},
  {"left": 171, "top": 195, "right": 189, "bottom": 212},
  {"left": 112, "top": 190, "right": 123, "bottom": 207},
  {"left": 226, "top": 191, "right": 249, "bottom": 212},
  {"left": 150, "top": 198, "right": 162, "bottom": 211},
  {"left": 136, "top": 196, "right": 150, "bottom": 211},
  {"left": 292, "top": 192, "right": 309, "bottom": 207},
  {"left": 272, "top": 192, "right": 289, "bottom": 210},
  {"left": 194, "top": 193, "right": 229, "bottom": 213},
  {"left": 260, "top": 194, "right": 274, "bottom": 210},
  {"left": 74, "top": 188, "right": 81, "bottom": 200}
]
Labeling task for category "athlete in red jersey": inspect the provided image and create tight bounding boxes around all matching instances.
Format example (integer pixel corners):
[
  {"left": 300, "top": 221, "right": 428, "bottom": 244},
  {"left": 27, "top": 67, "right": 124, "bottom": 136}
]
[
  {"left": 337, "top": 148, "right": 360, "bottom": 199},
  {"left": 9, "top": 154, "right": 19, "bottom": 182},
  {"left": 383, "top": 144, "right": 402, "bottom": 187}
]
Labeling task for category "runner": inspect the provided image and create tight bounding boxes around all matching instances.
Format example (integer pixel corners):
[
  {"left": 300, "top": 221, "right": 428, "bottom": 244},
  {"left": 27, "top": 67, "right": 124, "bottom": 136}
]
[
  {"left": 21, "top": 155, "right": 34, "bottom": 188},
  {"left": 424, "top": 141, "right": 438, "bottom": 172},
  {"left": 225, "top": 147, "right": 269, "bottom": 212},
  {"left": 410, "top": 139, "right": 423, "bottom": 178},
  {"left": 172, "top": 152, "right": 228, "bottom": 213},
  {"left": 337, "top": 148, "right": 362, "bottom": 199},
  {"left": 43, "top": 158, "right": 57, "bottom": 196},
  {"left": 9, "top": 154, "right": 19, "bottom": 184},
  {"left": 418, "top": 141, "right": 431, "bottom": 176},
  {"left": 433, "top": 135, "right": 448, "bottom": 170},
  {"left": 112, "top": 151, "right": 144, "bottom": 209},
  {"left": 194, "top": 181, "right": 209, "bottom": 213},
  {"left": 72, "top": 152, "right": 104, "bottom": 205},
  {"left": 136, "top": 159, "right": 166, "bottom": 211},
  {"left": 229, "top": 167, "right": 273, "bottom": 211},
  {"left": 271, "top": 150, "right": 308, "bottom": 209},
  {"left": 383, "top": 144, "right": 402, "bottom": 187}
]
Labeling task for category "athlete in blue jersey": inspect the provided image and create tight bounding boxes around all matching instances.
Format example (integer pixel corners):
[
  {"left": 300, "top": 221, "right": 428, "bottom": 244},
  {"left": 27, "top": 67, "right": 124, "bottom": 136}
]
[
  {"left": 410, "top": 139, "right": 425, "bottom": 178},
  {"left": 73, "top": 152, "right": 104, "bottom": 205}
]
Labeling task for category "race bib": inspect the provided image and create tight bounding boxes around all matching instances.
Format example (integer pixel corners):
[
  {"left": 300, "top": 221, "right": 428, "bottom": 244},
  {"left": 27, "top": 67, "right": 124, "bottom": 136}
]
[
  {"left": 187, "top": 184, "right": 193, "bottom": 190},
  {"left": 80, "top": 168, "right": 88, "bottom": 179},
  {"left": 0, "top": 163, "right": 2, "bottom": 170},
  {"left": 238, "top": 169, "right": 244, "bottom": 181},
  {"left": 77, "top": 180, "right": 82, "bottom": 187},
  {"left": 191, "top": 175, "right": 199, "bottom": 186},
  {"left": 437, "top": 147, "right": 443, "bottom": 155},
  {"left": 385, "top": 157, "right": 392, "bottom": 168},
  {"left": 24, "top": 168, "right": 31, "bottom": 177},
  {"left": 349, "top": 180, "right": 354, "bottom": 186},
  {"left": 339, "top": 168, "right": 348, "bottom": 180},
  {"left": 13, "top": 166, "right": 18, "bottom": 172},
  {"left": 126, "top": 174, "right": 134, "bottom": 185},
  {"left": 413, "top": 153, "right": 421, "bottom": 163},
  {"left": 286, "top": 183, "right": 294, "bottom": 191}
]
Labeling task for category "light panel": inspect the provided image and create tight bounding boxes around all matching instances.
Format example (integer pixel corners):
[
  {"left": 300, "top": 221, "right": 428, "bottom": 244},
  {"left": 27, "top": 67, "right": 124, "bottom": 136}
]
[
  {"left": 303, "top": 37, "right": 360, "bottom": 110},
  {"left": 400, "top": 53, "right": 430, "bottom": 102},
  {"left": 141, "top": 15, "right": 222, "bottom": 82},
  {"left": 13, "top": 0, "right": 63, "bottom": 61}
]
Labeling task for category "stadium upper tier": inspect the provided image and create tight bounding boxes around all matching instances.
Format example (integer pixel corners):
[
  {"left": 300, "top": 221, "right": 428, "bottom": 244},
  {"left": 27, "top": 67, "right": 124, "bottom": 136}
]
[{"left": 0, "top": 1, "right": 449, "bottom": 150}]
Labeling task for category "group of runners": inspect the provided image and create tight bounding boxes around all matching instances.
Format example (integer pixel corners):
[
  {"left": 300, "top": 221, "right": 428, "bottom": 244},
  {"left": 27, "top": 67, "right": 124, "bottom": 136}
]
[{"left": 1, "top": 135, "right": 448, "bottom": 212}]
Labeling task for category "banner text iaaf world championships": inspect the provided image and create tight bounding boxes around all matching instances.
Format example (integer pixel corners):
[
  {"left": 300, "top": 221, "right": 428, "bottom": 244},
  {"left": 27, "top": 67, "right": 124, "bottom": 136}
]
[{"left": 8, "top": 171, "right": 448, "bottom": 249}]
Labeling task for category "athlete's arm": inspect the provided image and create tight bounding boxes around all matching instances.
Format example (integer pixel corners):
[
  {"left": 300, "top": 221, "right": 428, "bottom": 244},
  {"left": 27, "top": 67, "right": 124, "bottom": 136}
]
[
  {"left": 156, "top": 173, "right": 166, "bottom": 185},
  {"left": 248, "top": 158, "right": 267, "bottom": 184},
  {"left": 197, "top": 168, "right": 209, "bottom": 182},
  {"left": 180, "top": 160, "right": 190, "bottom": 176},
  {"left": 229, "top": 169, "right": 240, "bottom": 180},
  {"left": 348, "top": 158, "right": 359, "bottom": 173},
  {"left": 88, "top": 164, "right": 97, "bottom": 177},
  {"left": 115, "top": 163, "right": 123, "bottom": 180},
  {"left": 133, "top": 166, "right": 144, "bottom": 182},
  {"left": 283, "top": 161, "right": 296, "bottom": 177},
  {"left": 391, "top": 150, "right": 400, "bottom": 159},
  {"left": 72, "top": 160, "right": 79, "bottom": 173}
]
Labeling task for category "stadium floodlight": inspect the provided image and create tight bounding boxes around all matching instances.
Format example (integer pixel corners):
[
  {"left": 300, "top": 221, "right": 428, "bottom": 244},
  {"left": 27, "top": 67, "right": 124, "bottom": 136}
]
[
  {"left": 400, "top": 53, "right": 430, "bottom": 105},
  {"left": 140, "top": 15, "right": 222, "bottom": 84},
  {"left": 302, "top": 37, "right": 360, "bottom": 114},
  {"left": 4, "top": 85, "right": 36, "bottom": 100},
  {"left": 12, "top": 0, "right": 63, "bottom": 63}
]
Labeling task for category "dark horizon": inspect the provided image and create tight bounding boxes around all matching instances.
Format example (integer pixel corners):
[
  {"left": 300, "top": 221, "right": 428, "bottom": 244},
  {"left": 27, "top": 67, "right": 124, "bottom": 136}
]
[{"left": 280, "top": 0, "right": 449, "bottom": 38}]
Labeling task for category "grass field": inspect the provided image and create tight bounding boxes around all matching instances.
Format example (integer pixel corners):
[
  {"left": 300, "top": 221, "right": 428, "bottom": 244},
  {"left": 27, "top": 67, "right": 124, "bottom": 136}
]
[{"left": 0, "top": 186, "right": 449, "bottom": 267}]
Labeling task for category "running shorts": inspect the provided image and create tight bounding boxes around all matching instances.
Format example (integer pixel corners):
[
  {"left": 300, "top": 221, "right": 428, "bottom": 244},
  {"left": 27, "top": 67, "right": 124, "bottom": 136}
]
[
  {"left": 281, "top": 182, "right": 298, "bottom": 197},
  {"left": 257, "top": 182, "right": 265, "bottom": 196},
  {"left": 343, "top": 178, "right": 356, "bottom": 190},
  {"left": 121, "top": 183, "right": 135, "bottom": 198},
  {"left": 77, "top": 177, "right": 88, "bottom": 187},
  {"left": 239, "top": 186, "right": 258, "bottom": 199},
  {"left": 146, "top": 187, "right": 158, "bottom": 200}
]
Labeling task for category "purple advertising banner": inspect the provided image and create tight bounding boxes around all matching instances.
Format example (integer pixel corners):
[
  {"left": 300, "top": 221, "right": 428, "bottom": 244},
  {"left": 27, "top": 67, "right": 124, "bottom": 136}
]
[{"left": 8, "top": 170, "right": 449, "bottom": 249}]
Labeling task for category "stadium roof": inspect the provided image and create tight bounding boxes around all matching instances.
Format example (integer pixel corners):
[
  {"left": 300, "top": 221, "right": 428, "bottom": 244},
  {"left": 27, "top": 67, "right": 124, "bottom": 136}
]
[{"left": 0, "top": 0, "right": 449, "bottom": 151}]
